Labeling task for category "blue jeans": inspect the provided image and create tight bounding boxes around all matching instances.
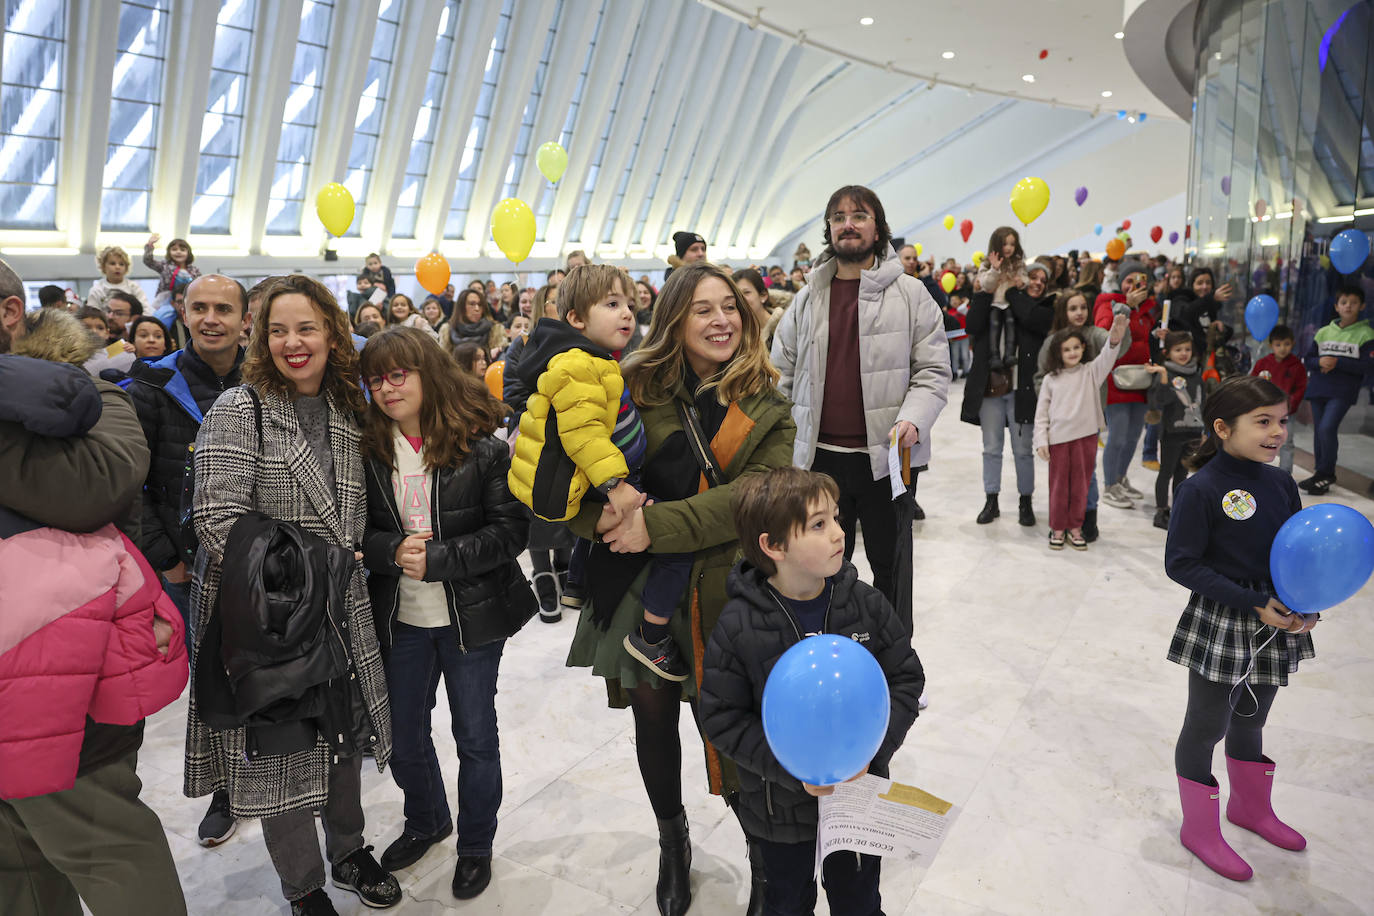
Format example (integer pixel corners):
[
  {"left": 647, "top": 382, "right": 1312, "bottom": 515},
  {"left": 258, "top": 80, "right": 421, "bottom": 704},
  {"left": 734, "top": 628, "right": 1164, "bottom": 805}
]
[
  {"left": 950, "top": 338, "right": 971, "bottom": 376},
  {"left": 1308, "top": 397, "right": 1350, "bottom": 476},
  {"left": 1103, "top": 402, "right": 1148, "bottom": 485},
  {"left": 1142, "top": 421, "right": 1160, "bottom": 462},
  {"left": 384, "top": 625, "right": 504, "bottom": 854},
  {"left": 161, "top": 576, "right": 193, "bottom": 655},
  {"left": 1087, "top": 460, "right": 1100, "bottom": 511},
  {"left": 978, "top": 392, "right": 1034, "bottom": 496}
]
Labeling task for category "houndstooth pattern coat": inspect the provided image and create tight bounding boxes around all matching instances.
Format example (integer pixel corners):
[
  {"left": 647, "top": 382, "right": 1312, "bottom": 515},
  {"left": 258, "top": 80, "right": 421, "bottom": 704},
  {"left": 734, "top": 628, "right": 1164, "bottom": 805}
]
[{"left": 183, "top": 384, "right": 392, "bottom": 818}]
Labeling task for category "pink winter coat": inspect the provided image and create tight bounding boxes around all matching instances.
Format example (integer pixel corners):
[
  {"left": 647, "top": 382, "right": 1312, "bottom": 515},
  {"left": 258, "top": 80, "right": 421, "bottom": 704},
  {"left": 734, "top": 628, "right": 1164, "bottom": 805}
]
[{"left": 0, "top": 524, "right": 188, "bottom": 799}]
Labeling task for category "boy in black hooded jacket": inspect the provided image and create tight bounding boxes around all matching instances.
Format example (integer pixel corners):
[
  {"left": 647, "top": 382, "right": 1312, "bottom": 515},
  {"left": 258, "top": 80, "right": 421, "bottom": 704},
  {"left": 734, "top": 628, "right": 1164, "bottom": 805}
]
[{"left": 700, "top": 467, "right": 924, "bottom": 916}]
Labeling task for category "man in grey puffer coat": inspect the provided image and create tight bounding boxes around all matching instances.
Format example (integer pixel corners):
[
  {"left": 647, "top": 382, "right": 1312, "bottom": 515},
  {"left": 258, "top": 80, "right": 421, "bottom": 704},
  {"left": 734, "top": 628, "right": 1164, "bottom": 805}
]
[{"left": 772, "top": 185, "right": 951, "bottom": 633}]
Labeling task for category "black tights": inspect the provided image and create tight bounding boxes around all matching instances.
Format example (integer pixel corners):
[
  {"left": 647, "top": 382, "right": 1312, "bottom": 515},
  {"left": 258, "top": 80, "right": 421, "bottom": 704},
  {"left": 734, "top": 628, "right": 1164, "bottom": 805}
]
[
  {"left": 627, "top": 680, "right": 688, "bottom": 820},
  {"left": 1174, "top": 669, "right": 1276, "bottom": 783}
]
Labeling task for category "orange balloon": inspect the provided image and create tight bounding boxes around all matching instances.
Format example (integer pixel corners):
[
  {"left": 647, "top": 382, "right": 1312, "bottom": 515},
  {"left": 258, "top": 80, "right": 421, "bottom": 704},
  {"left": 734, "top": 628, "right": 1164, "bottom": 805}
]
[
  {"left": 415, "top": 252, "right": 451, "bottom": 296},
  {"left": 1105, "top": 238, "right": 1126, "bottom": 260},
  {"left": 484, "top": 359, "right": 505, "bottom": 399}
]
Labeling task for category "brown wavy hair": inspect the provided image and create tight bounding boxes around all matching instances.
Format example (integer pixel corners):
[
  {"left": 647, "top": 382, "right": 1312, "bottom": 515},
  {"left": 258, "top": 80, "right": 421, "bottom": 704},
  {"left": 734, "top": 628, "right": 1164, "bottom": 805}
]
[
  {"left": 622, "top": 261, "right": 779, "bottom": 407},
  {"left": 243, "top": 274, "right": 365, "bottom": 415},
  {"left": 359, "top": 326, "right": 504, "bottom": 471},
  {"left": 1051, "top": 289, "right": 1091, "bottom": 332}
]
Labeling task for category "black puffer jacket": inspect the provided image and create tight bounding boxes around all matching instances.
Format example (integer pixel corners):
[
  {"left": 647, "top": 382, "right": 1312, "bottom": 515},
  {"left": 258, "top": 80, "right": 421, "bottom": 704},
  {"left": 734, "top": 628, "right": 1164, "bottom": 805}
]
[
  {"left": 362, "top": 435, "right": 535, "bottom": 649},
  {"left": 961, "top": 287, "right": 1055, "bottom": 425},
  {"left": 127, "top": 345, "right": 243, "bottom": 571},
  {"left": 699, "top": 561, "right": 925, "bottom": 844}
]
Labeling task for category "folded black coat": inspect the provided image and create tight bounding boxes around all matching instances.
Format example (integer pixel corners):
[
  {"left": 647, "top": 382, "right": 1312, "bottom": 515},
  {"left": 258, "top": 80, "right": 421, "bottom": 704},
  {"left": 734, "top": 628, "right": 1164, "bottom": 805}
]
[{"left": 195, "top": 511, "right": 370, "bottom": 759}]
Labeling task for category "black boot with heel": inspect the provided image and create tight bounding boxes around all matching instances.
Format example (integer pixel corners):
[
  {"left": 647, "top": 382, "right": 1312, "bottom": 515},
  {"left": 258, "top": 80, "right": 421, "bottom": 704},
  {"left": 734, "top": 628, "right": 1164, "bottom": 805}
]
[
  {"left": 976, "top": 494, "right": 1000, "bottom": 525},
  {"left": 656, "top": 809, "right": 691, "bottom": 916}
]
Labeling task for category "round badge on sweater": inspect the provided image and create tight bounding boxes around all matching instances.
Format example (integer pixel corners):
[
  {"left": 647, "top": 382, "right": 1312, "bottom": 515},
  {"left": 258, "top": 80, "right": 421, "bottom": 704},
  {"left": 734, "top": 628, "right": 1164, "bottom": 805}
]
[
  {"left": 1259, "top": 370, "right": 1272, "bottom": 380},
  {"left": 1221, "top": 489, "right": 1256, "bottom": 520},
  {"left": 1172, "top": 376, "right": 1186, "bottom": 389}
]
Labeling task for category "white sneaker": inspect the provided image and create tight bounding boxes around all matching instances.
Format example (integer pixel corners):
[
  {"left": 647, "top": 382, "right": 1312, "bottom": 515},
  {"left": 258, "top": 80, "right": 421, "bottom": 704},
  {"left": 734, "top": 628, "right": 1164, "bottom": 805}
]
[
  {"left": 1118, "top": 477, "right": 1144, "bottom": 499},
  {"left": 1101, "top": 484, "right": 1134, "bottom": 509},
  {"left": 918, "top": 693, "right": 929, "bottom": 710}
]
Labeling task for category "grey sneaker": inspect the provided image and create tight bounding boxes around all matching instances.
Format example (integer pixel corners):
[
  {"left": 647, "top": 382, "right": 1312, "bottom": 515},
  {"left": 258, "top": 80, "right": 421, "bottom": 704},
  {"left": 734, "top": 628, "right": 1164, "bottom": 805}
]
[
  {"left": 197, "top": 788, "right": 237, "bottom": 847},
  {"left": 1118, "top": 477, "right": 1144, "bottom": 499},
  {"left": 623, "top": 630, "right": 690, "bottom": 682},
  {"left": 1100, "top": 484, "right": 1134, "bottom": 509}
]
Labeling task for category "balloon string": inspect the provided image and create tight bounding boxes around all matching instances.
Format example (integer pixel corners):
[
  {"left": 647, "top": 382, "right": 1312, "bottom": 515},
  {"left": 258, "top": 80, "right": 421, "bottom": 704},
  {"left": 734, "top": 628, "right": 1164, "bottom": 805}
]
[{"left": 1229, "top": 625, "right": 1280, "bottom": 718}]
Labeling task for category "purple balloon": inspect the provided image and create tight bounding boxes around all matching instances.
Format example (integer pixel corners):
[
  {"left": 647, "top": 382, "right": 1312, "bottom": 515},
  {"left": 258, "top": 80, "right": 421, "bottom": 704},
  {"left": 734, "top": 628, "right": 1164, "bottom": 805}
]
[
  {"left": 1221, "top": 176, "right": 1231, "bottom": 196},
  {"left": 1074, "top": 186, "right": 1088, "bottom": 207},
  {"left": 1168, "top": 231, "right": 1179, "bottom": 244}
]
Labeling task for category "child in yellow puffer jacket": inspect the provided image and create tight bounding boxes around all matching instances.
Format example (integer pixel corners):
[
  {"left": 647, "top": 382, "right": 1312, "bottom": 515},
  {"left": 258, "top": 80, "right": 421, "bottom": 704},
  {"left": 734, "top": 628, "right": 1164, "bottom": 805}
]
[{"left": 507, "top": 265, "right": 693, "bottom": 681}]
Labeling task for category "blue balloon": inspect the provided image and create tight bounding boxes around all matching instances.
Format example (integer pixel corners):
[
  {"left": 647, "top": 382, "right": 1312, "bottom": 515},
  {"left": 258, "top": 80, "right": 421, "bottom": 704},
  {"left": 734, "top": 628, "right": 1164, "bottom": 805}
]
[
  {"left": 1094, "top": 224, "right": 1103, "bottom": 236},
  {"left": 762, "top": 635, "right": 890, "bottom": 786},
  {"left": 1271, "top": 504, "right": 1374, "bottom": 613},
  {"left": 1244, "top": 294, "right": 1279, "bottom": 341},
  {"left": 1329, "top": 229, "right": 1370, "bottom": 274}
]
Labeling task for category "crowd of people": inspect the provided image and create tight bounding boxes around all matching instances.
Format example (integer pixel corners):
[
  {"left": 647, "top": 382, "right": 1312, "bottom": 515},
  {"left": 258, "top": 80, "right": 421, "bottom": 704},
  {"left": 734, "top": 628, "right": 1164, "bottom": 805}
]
[{"left": 0, "top": 178, "right": 1368, "bottom": 916}]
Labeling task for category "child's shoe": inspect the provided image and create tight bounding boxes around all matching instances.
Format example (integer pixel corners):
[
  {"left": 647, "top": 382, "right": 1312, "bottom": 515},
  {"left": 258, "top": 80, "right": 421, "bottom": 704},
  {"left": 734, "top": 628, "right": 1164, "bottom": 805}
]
[
  {"left": 1048, "top": 531, "right": 1065, "bottom": 550},
  {"left": 1153, "top": 507, "right": 1171, "bottom": 530},
  {"left": 1081, "top": 509, "right": 1099, "bottom": 542},
  {"left": 1067, "top": 529, "right": 1087, "bottom": 550},
  {"left": 1141, "top": 459, "right": 1161, "bottom": 471},
  {"left": 560, "top": 582, "right": 586, "bottom": 609},
  {"left": 533, "top": 571, "right": 562, "bottom": 624},
  {"left": 624, "top": 629, "right": 690, "bottom": 682}
]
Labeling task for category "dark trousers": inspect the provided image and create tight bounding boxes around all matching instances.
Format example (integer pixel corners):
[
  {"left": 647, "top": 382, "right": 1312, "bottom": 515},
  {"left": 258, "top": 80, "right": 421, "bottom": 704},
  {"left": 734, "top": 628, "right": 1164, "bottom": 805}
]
[
  {"left": 0, "top": 749, "right": 187, "bottom": 916},
  {"left": 755, "top": 838, "right": 884, "bottom": 916},
  {"left": 1175, "top": 669, "right": 1276, "bottom": 783},
  {"left": 1308, "top": 397, "right": 1351, "bottom": 476},
  {"left": 1155, "top": 433, "right": 1195, "bottom": 509},
  {"left": 385, "top": 624, "right": 504, "bottom": 855},
  {"left": 1047, "top": 434, "right": 1096, "bottom": 532},
  {"left": 567, "top": 536, "right": 692, "bottom": 620},
  {"left": 811, "top": 448, "right": 913, "bottom": 633},
  {"left": 530, "top": 546, "right": 569, "bottom": 609},
  {"left": 261, "top": 753, "right": 365, "bottom": 901}
]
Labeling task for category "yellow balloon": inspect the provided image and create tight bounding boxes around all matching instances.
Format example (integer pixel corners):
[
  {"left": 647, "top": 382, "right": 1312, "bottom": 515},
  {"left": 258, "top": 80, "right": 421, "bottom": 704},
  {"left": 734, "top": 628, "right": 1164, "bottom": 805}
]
[
  {"left": 972, "top": 250, "right": 985, "bottom": 266},
  {"left": 939, "top": 271, "right": 957, "bottom": 293},
  {"left": 315, "top": 182, "right": 355, "bottom": 236},
  {"left": 942, "top": 214, "right": 955, "bottom": 231},
  {"left": 914, "top": 242, "right": 923, "bottom": 256},
  {"left": 491, "top": 198, "right": 536, "bottom": 264},
  {"left": 535, "top": 142, "right": 568, "bottom": 183},
  {"left": 1009, "top": 176, "right": 1050, "bottom": 225}
]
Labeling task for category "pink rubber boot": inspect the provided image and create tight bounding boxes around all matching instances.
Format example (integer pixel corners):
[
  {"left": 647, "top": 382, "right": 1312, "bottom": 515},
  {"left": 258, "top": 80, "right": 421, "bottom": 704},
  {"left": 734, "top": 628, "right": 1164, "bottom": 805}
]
[
  {"left": 1177, "top": 775, "right": 1253, "bottom": 881},
  {"left": 1226, "top": 756, "right": 1307, "bottom": 851}
]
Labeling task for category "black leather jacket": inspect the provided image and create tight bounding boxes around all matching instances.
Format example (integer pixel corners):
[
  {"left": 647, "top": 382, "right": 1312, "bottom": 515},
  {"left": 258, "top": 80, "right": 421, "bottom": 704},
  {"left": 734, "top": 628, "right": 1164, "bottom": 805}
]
[
  {"left": 362, "top": 435, "right": 535, "bottom": 649},
  {"left": 195, "top": 511, "right": 372, "bottom": 759}
]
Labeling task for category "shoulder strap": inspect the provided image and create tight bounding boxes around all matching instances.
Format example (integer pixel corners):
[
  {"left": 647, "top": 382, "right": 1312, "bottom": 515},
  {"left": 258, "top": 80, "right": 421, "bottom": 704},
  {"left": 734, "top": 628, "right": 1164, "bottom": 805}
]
[
  {"left": 676, "top": 400, "right": 724, "bottom": 489},
  {"left": 244, "top": 385, "right": 264, "bottom": 448}
]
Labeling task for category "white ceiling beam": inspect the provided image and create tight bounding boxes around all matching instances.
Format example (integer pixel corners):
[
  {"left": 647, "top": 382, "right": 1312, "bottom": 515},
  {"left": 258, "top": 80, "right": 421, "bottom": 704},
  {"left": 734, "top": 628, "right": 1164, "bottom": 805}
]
[
  {"left": 359, "top": 0, "right": 446, "bottom": 249},
  {"left": 511, "top": 4, "right": 600, "bottom": 212},
  {"left": 151, "top": 0, "right": 219, "bottom": 239},
  {"left": 634, "top": 22, "right": 763, "bottom": 251},
  {"left": 304, "top": 0, "right": 382, "bottom": 221},
  {"left": 462, "top": 0, "right": 560, "bottom": 247},
  {"left": 237, "top": 0, "right": 305, "bottom": 252},
  {"left": 57, "top": 0, "right": 120, "bottom": 250},
  {"left": 572, "top": 1, "right": 691, "bottom": 252},
  {"left": 540, "top": 0, "right": 649, "bottom": 251},
  {"left": 411, "top": 0, "right": 504, "bottom": 251},
  {"left": 605, "top": 7, "right": 716, "bottom": 254}
]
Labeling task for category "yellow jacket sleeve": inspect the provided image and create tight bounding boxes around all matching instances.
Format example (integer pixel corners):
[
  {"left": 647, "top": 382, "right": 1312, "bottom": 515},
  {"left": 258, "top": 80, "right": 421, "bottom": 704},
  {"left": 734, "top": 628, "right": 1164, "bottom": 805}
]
[{"left": 541, "top": 351, "right": 629, "bottom": 488}]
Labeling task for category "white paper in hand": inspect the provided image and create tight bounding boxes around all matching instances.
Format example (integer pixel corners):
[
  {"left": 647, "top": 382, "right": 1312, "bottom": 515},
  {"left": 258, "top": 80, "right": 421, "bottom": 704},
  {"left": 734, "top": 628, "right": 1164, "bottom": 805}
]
[
  {"left": 887, "top": 431, "right": 906, "bottom": 501},
  {"left": 814, "top": 774, "right": 957, "bottom": 878}
]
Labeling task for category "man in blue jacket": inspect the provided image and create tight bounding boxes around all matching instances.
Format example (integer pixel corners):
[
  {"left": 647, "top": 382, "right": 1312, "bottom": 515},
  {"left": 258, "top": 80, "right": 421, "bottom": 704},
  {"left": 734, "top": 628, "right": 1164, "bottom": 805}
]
[{"left": 127, "top": 273, "right": 247, "bottom": 848}]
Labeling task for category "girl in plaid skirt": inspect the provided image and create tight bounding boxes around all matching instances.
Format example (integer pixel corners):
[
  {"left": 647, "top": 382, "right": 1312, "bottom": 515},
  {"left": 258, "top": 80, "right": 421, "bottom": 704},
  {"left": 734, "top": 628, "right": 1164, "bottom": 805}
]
[{"left": 1163, "top": 376, "right": 1317, "bottom": 882}]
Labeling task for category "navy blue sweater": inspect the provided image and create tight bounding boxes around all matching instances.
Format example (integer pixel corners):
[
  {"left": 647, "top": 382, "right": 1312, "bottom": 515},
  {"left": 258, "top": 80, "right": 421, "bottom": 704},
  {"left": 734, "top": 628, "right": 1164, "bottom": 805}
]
[{"left": 1164, "top": 447, "right": 1301, "bottom": 614}]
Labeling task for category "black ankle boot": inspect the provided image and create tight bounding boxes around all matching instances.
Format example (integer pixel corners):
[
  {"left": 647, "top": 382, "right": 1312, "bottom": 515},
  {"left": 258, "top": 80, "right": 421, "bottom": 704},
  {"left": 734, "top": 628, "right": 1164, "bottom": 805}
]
[
  {"left": 655, "top": 809, "right": 691, "bottom": 916},
  {"left": 1018, "top": 494, "right": 1035, "bottom": 527},
  {"left": 976, "top": 494, "right": 1000, "bottom": 524},
  {"left": 1081, "top": 509, "right": 1099, "bottom": 543},
  {"left": 745, "top": 836, "right": 766, "bottom": 916}
]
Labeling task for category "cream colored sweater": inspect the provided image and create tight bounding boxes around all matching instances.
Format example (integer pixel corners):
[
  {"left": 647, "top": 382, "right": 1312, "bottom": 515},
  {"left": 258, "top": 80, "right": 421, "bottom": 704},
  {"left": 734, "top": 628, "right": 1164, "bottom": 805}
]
[{"left": 1033, "top": 337, "right": 1121, "bottom": 450}]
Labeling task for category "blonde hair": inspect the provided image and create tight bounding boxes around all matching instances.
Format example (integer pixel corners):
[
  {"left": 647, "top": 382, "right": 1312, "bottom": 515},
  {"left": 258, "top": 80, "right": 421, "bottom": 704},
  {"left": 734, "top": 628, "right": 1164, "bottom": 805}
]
[
  {"left": 97, "top": 245, "right": 129, "bottom": 270},
  {"left": 243, "top": 274, "right": 365, "bottom": 414},
  {"left": 557, "top": 263, "right": 632, "bottom": 324},
  {"left": 623, "top": 262, "right": 779, "bottom": 407}
]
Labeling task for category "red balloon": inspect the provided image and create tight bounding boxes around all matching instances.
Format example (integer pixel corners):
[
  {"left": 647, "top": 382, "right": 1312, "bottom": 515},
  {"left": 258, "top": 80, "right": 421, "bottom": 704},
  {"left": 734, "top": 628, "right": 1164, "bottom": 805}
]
[
  {"left": 959, "top": 219, "right": 973, "bottom": 243},
  {"left": 1149, "top": 225, "right": 1163, "bottom": 244},
  {"left": 1185, "top": 225, "right": 1192, "bottom": 239},
  {"left": 1121, "top": 219, "right": 1132, "bottom": 230},
  {"left": 1039, "top": 49, "right": 1048, "bottom": 60}
]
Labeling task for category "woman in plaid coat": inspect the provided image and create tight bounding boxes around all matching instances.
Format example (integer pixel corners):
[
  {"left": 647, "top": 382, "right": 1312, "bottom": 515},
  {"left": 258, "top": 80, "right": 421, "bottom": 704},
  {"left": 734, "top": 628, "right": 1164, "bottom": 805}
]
[
  {"left": 186, "top": 275, "right": 399, "bottom": 915},
  {"left": 1164, "top": 376, "right": 1317, "bottom": 884}
]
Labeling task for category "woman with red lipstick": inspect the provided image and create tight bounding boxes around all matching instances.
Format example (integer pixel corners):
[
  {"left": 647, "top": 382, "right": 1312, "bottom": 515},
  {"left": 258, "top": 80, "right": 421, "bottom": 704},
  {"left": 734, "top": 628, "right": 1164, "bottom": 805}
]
[
  {"left": 187, "top": 275, "right": 400, "bottom": 915},
  {"left": 563, "top": 262, "right": 795, "bottom": 916},
  {"left": 357, "top": 326, "right": 534, "bottom": 901}
]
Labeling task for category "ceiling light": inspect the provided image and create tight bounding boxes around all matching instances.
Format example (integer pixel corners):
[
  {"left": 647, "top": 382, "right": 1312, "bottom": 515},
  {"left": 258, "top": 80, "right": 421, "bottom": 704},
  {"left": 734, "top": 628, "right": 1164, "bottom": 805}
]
[
  {"left": 0, "top": 246, "right": 79, "bottom": 255},
  {"left": 1022, "top": 73, "right": 1035, "bottom": 83},
  {"left": 1317, "top": 215, "right": 1355, "bottom": 224},
  {"left": 1101, "top": 90, "right": 1112, "bottom": 97},
  {"left": 1260, "top": 236, "right": 1280, "bottom": 246},
  {"left": 942, "top": 50, "right": 955, "bottom": 60},
  {"left": 859, "top": 16, "right": 873, "bottom": 25},
  {"left": 1114, "top": 31, "right": 1125, "bottom": 39},
  {"left": 1127, "top": 115, "right": 1136, "bottom": 123}
]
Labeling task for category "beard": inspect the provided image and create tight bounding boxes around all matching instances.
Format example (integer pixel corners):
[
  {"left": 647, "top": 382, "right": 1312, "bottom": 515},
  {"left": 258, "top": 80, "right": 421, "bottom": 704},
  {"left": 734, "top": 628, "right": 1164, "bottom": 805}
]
[{"left": 833, "top": 233, "right": 877, "bottom": 264}]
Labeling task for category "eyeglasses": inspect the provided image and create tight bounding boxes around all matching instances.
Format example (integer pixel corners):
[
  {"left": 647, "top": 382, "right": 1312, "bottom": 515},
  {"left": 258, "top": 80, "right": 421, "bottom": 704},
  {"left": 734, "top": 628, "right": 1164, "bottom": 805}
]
[
  {"left": 365, "top": 369, "right": 410, "bottom": 391},
  {"left": 827, "top": 211, "right": 872, "bottom": 228}
]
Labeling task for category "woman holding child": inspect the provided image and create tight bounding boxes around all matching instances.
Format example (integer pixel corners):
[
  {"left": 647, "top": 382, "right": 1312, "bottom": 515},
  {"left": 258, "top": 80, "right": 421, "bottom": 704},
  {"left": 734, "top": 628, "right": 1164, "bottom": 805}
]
[{"left": 563, "top": 261, "right": 795, "bottom": 916}]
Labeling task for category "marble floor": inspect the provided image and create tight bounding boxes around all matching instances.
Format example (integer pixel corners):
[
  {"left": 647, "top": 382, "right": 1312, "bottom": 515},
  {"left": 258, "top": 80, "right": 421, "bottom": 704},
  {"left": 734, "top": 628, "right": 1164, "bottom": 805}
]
[{"left": 127, "top": 378, "right": 1374, "bottom": 915}]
